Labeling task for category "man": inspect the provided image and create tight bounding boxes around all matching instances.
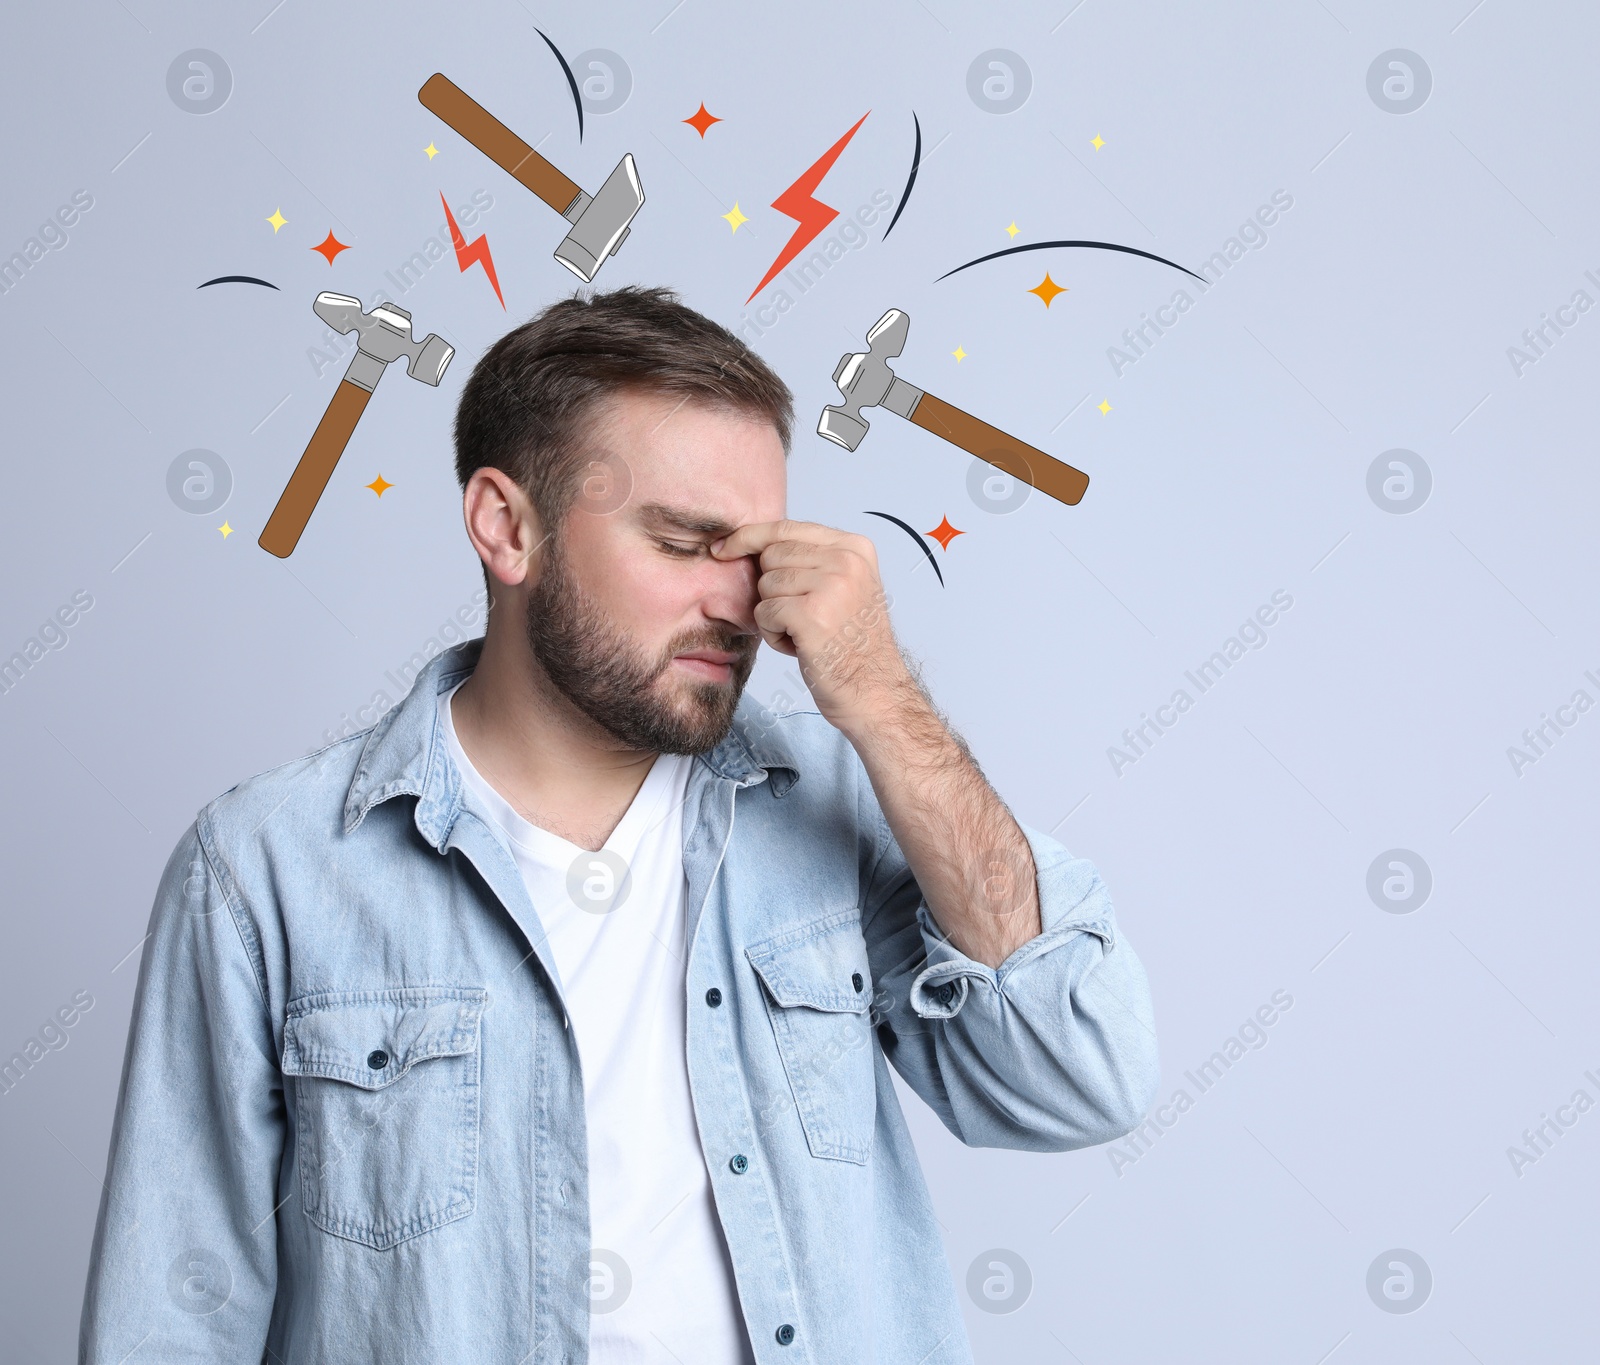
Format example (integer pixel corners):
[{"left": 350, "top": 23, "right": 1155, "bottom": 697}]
[{"left": 81, "top": 286, "right": 1158, "bottom": 1363}]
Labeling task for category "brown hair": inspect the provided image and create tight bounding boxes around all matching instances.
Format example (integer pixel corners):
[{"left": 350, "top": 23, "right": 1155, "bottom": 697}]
[{"left": 453, "top": 285, "right": 794, "bottom": 541}]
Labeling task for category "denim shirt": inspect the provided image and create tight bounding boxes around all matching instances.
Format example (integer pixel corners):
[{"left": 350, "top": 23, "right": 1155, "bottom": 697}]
[{"left": 80, "top": 636, "right": 1159, "bottom": 1364}]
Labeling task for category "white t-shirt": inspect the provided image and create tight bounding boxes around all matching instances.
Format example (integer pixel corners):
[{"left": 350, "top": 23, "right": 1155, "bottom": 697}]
[{"left": 438, "top": 683, "right": 753, "bottom": 1364}]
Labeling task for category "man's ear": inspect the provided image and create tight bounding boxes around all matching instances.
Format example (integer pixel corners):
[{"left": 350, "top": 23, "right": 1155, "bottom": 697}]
[{"left": 463, "top": 467, "right": 546, "bottom": 589}]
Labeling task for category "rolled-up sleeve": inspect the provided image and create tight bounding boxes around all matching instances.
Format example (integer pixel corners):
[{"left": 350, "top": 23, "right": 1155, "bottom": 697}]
[
  {"left": 79, "top": 819, "right": 283, "bottom": 1362},
  {"left": 863, "top": 815, "right": 1160, "bottom": 1152}
]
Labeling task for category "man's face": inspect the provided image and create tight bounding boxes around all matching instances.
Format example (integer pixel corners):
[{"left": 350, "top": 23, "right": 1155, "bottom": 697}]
[{"left": 524, "top": 388, "right": 787, "bottom": 754}]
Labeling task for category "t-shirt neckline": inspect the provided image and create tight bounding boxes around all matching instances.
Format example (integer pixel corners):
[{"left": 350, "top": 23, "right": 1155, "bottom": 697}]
[{"left": 440, "top": 681, "right": 689, "bottom": 866}]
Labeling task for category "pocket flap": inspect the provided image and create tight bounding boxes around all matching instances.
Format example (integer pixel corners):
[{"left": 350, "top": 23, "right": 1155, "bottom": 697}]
[
  {"left": 746, "top": 910, "right": 871, "bottom": 1013},
  {"left": 282, "top": 987, "right": 487, "bottom": 1089}
]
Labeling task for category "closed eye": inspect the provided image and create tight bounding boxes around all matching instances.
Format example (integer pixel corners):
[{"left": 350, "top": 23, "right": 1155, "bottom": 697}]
[{"left": 655, "top": 538, "right": 707, "bottom": 559}]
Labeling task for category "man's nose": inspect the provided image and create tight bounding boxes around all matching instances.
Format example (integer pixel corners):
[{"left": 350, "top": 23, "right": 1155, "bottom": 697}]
[{"left": 705, "top": 551, "right": 761, "bottom": 635}]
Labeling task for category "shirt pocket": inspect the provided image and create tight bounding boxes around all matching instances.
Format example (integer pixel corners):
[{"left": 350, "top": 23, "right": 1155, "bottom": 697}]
[
  {"left": 745, "top": 909, "right": 877, "bottom": 1164},
  {"left": 281, "top": 986, "right": 488, "bottom": 1250}
]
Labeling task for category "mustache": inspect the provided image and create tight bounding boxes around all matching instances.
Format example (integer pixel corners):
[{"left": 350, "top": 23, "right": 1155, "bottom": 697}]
[{"left": 659, "top": 627, "right": 752, "bottom": 662}]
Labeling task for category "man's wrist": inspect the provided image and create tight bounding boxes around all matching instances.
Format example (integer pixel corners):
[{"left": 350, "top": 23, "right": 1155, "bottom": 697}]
[{"left": 831, "top": 671, "right": 944, "bottom": 764}]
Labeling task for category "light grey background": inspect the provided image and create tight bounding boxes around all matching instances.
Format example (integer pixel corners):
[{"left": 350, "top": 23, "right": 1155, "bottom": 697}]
[{"left": 3, "top": 0, "right": 1596, "bottom": 1360}]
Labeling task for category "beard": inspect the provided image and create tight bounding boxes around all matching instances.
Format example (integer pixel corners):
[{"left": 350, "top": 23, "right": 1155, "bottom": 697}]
[{"left": 523, "top": 539, "right": 758, "bottom": 755}]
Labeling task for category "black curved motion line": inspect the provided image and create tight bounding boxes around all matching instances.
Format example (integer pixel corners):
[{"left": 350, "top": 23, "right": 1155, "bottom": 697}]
[
  {"left": 863, "top": 511, "right": 944, "bottom": 587},
  {"left": 536, "top": 29, "right": 584, "bottom": 141},
  {"left": 882, "top": 112, "right": 921, "bottom": 241},
  {"left": 197, "top": 276, "right": 279, "bottom": 290},
  {"left": 936, "top": 240, "right": 1205, "bottom": 284}
]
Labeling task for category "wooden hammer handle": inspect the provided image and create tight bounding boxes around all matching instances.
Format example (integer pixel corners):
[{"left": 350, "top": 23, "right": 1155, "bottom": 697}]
[
  {"left": 258, "top": 380, "right": 373, "bottom": 559},
  {"left": 419, "top": 73, "right": 582, "bottom": 215},
  {"left": 910, "top": 392, "right": 1090, "bottom": 507}
]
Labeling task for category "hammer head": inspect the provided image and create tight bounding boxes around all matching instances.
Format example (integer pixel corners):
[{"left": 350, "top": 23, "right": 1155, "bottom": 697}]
[
  {"left": 817, "top": 309, "right": 912, "bottom": 452},
  {"left": 312, "top": 292, "right": 454, "bottom": 385},
  {"left": 554, "top": 154, "right": 645, "bottom": 282}
]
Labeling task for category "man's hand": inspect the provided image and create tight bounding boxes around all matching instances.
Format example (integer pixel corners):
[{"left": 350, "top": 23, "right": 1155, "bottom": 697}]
[
  {"left": 711, "top": 520, "right": 914, "bottom": 738},
  {"left": 713, "top": 519, "right": 1042, "bottom": 969}
]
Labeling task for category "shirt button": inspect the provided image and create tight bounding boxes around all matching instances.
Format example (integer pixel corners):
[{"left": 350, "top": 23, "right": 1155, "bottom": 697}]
[
  {"left": 937, "top": 982, "right": 957, "bottom": 1005},
  {"left": 705, "top": 987, "right": 723, "bottom": 1007},
  {"left": 851, "top": 972, "right": 863, "bottom": 992},
  {"left": 729, "top": 1153, "right": 749, "bottom": 1174},
  {"left": 366, "top": 1049, "right": 389, "bottom": 1069},
  {"left": 775, "top": 1323, "right": 795, "bottom": 1345}
]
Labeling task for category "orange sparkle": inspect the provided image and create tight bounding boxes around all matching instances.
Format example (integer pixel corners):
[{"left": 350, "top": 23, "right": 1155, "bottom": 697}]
[
  {"left": 683, "top": 103, "right": 722, "bottom": 138},
  {"left": 925, "top": 516, "right": 965, "bottom": 551},
  {"left": 311, "top": 231, "right": 350, "bottom": 266},
  {"left": 1028, "top": 272, "right": 1067, "bottom": 307},
  {"left": 365, "top": 474, "right": 392, "bottom": 497}
]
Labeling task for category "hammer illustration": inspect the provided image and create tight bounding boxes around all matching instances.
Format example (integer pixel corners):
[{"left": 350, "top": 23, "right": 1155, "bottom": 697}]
[
  {"left": 418, "top": 73, "right": 643, "bottom": 283},
  {"left": 819, "top": 309, "right": 1090, "bottom": 507},
  {"left": 258, "top": 293, "right": 453, "bottom": 559}
]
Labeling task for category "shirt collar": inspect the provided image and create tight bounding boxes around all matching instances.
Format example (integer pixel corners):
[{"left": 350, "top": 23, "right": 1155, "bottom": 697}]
[{"left": 342, "top": 636, "right": 803, "bottom": 850}]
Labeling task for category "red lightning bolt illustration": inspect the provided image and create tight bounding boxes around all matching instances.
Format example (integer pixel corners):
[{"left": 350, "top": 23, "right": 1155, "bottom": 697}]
[
  {"left": 746, "top": 112, "right": 870, "bottom": 304},
  {"left": 441, "top": 193, "right": 505, "bottom": 309}
]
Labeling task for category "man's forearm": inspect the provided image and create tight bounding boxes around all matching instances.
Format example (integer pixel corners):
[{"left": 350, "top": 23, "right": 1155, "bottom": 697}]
[
  {"left": 707, "top": 518, "right": 1044, "bottom": 968},
  {"left": 837, "top": 677, "right": 1042, "bottom": 970}
]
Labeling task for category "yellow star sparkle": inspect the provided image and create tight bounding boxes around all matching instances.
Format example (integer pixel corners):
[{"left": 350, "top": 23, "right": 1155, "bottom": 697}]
[
  {"left": 366, "top": 474, "right": 393, "bottom": 497},
  {"left": 1098, "top": 399, "right": 1112, "bottom": 415},
  {"left": 1028, "top": 273, "right": 1068, "bottom": 307},
  {"left": 266, "top": 207, "right": 287, "bottom": 233},
  {"left": 722, "top": 202, "right": 749, "bottom": 233},
  {"left": 1006, "top": 221, "right": 1020, "bottom": 239},
  {"left": 952, "top": 346, "right": 967, "bottom": 362},
  {"left": 1091, "top": 134, "right": 1105, "bottom": 150},
  {"left": 424, "top": 142, "right": 439, "bottom": 160},
  {"left": 218, "top": 521, "right": 234, "bottom": 538}
]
